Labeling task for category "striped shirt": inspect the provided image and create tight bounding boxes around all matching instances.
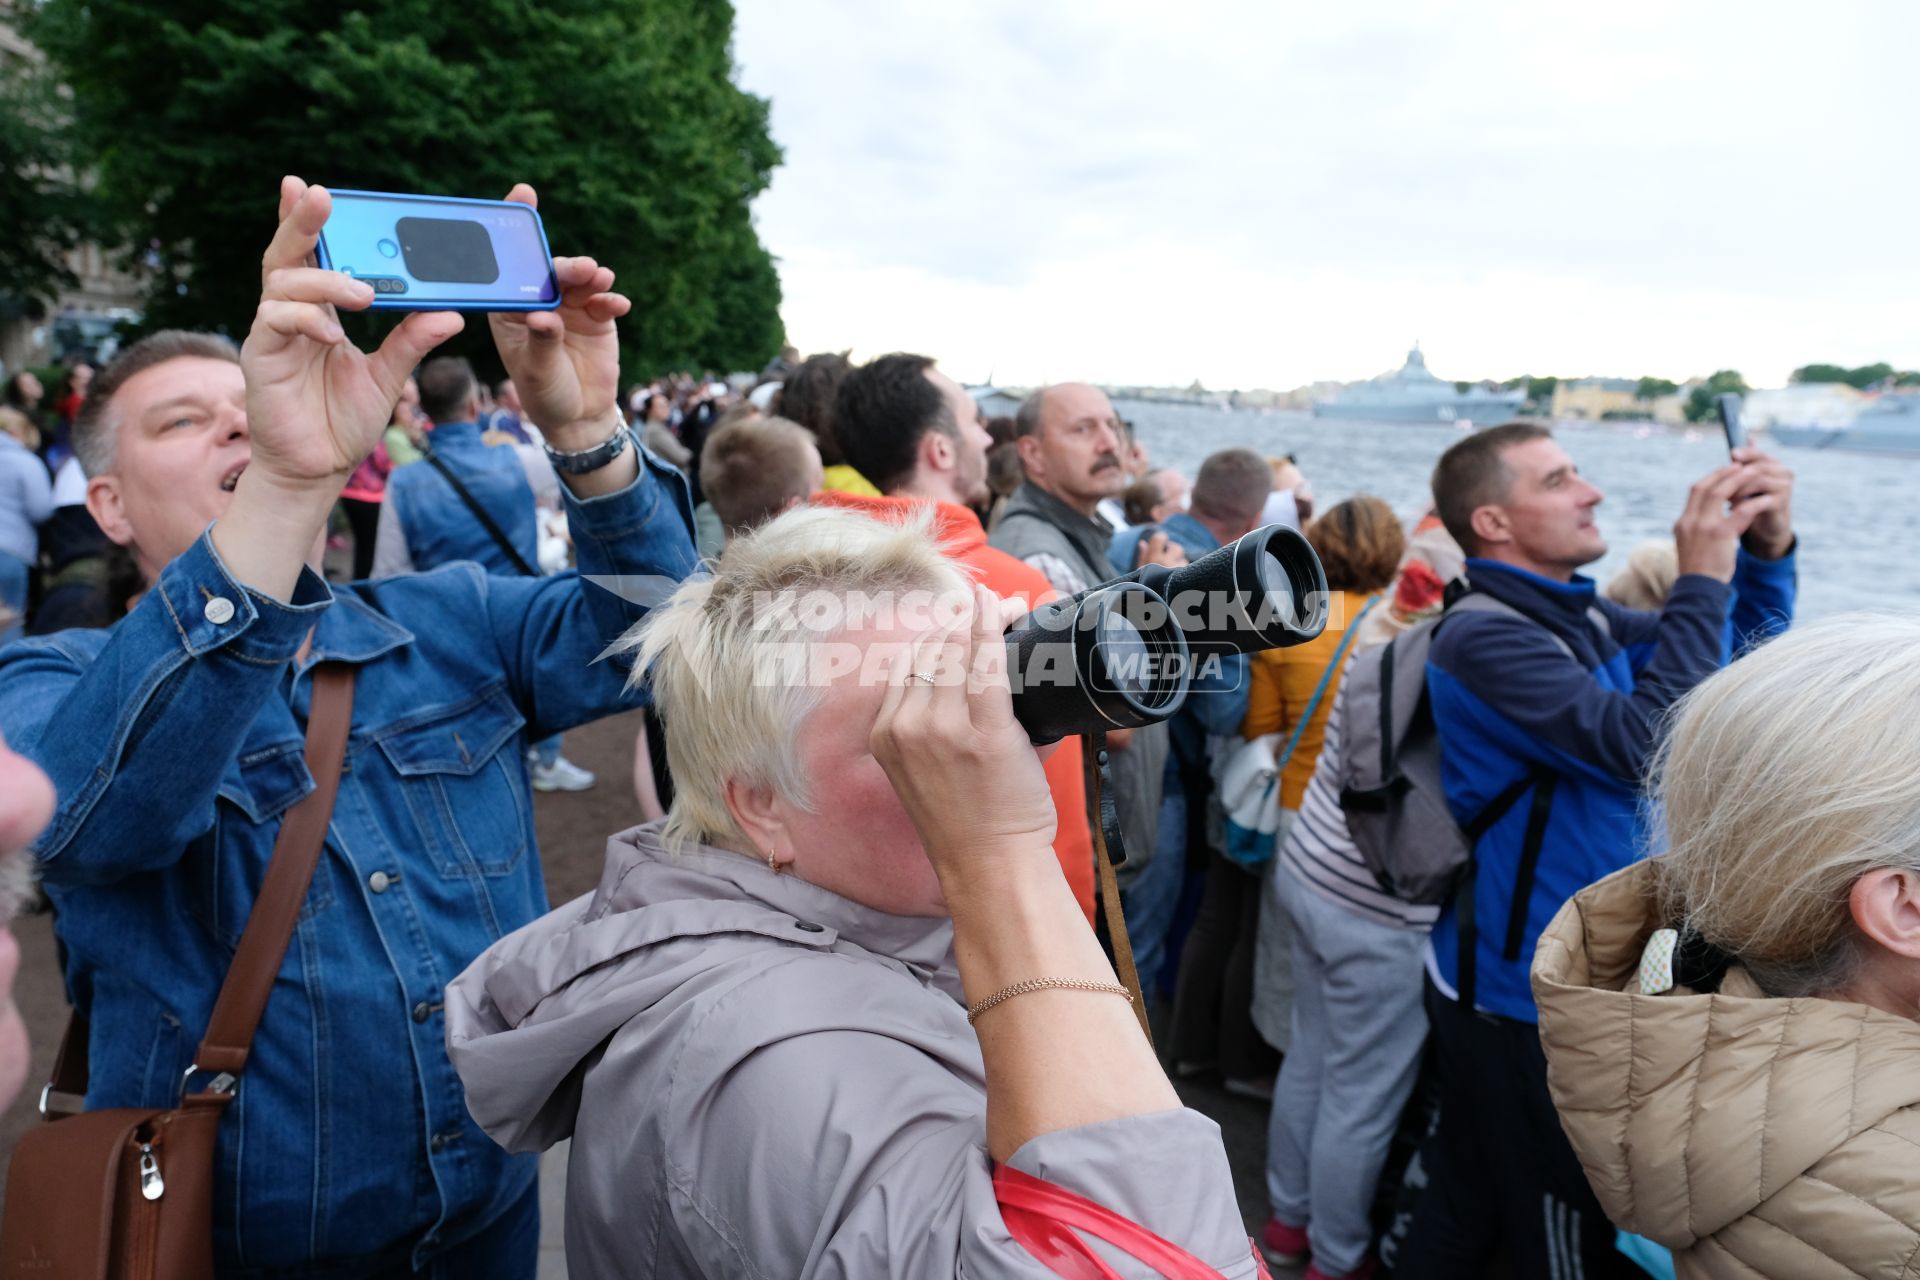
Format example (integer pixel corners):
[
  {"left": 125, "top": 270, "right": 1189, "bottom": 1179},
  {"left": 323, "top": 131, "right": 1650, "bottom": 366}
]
[{"left": 1277, "top": 650, "right": 1440, "bottom": 932}]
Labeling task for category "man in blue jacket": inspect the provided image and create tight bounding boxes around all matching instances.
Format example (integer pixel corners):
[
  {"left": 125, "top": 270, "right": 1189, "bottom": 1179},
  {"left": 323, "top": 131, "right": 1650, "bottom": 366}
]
[
  {"left": 1399, "top": 422, "right": 1796, "bottom": 1280},
  {"left": 0, "top": 177, "right": 697, "bottom": 1276},
  {"left": 375, "top": 354, "right": 595, "bottom": 793}
]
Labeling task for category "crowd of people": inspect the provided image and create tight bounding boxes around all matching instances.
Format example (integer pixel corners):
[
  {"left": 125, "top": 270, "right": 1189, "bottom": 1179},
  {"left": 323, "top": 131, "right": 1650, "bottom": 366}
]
[{"left": 0, "top": 178, "right": 1912, "bottom": 1280}]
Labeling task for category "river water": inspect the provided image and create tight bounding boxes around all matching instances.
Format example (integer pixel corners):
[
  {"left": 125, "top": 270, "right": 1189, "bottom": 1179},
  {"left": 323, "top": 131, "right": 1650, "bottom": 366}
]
[{"left": 1118, "top": 402, "right": 1917, "bottom": 622}]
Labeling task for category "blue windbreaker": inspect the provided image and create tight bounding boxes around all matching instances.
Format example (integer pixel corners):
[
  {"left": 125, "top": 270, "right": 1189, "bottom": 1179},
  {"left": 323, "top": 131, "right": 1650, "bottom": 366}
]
[{"left": 1425, "top": 549, "right": 1796, "bottom": 1022}]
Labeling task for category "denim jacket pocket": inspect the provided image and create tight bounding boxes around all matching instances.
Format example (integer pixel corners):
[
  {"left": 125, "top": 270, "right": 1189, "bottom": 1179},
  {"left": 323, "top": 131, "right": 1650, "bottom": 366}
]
[
  {"left": 374, "top": 689, "right": 530, "bottom": 877},
  {"left": 217, "top": 740, "right": 315, "bottom": 824},
  {"left": 201, "top": 742, "right": 324, "bottom": 949}
]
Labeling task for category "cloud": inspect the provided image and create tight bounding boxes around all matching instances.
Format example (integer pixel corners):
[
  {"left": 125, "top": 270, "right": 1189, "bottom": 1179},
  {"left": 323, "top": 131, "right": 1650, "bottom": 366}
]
[{"left": 734, "top": 0, "right": 1920, "bottom": 388}]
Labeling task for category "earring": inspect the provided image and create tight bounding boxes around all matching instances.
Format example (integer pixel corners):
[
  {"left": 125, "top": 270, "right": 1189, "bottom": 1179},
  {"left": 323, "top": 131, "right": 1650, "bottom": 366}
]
[{"left": 767, "top": 847, "right": 780, "bottom": 874}]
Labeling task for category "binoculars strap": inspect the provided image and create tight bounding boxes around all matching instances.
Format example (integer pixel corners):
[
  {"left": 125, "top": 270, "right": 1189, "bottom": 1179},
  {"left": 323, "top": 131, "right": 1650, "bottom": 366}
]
[{"left": 1087, "top": 732, "right": 1153, "bottom": 1044}]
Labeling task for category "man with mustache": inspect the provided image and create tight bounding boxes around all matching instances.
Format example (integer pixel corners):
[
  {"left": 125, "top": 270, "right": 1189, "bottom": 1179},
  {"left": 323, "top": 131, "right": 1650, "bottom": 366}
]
[{"left": 989, "top": 383, "right": 1184, "bottom": 981}]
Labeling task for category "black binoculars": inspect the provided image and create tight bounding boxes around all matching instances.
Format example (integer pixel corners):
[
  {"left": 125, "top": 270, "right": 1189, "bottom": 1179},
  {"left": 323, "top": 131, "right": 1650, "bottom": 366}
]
[{"left": 1005, "top": 525, "right": 1329, "bottom": 744}]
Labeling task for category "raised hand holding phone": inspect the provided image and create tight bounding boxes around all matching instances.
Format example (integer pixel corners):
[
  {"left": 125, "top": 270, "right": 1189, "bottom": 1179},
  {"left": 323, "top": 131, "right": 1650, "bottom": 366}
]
[
  {"left": 215, "top": 177, "right": 463, "bottom": 599},
  {"left": 485, "top": 184, "right": 639, "bottom": 495},
  {"left": 1716, "top": 393, "right": 1749, "bottom": 452},
  {"left": 245, "top": 178, "right": 465, "bottom": 482}
]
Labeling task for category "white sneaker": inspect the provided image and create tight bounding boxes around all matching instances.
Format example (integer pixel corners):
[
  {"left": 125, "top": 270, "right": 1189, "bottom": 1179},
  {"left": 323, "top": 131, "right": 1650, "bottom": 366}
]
[{"left": 531, "top": 756, "right": 596, "bottom": 792}]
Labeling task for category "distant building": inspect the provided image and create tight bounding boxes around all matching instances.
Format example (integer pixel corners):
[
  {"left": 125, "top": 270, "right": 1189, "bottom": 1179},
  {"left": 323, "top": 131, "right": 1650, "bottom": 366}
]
[
  {"left": 0, "top": 17, "right": 145, "bottom": 375},
  {"left": 1742, "top": 382, "right": 1863, "bottom": 430},
  {"left": 1228, "top": 388, "right": 1287, "bottom": 410},
  {"left": 1649, "top": 389, "right": 1693, "bottom": 427},
  {"left": 1551, "top": 378, "right": 1643, "bottom": 420}
]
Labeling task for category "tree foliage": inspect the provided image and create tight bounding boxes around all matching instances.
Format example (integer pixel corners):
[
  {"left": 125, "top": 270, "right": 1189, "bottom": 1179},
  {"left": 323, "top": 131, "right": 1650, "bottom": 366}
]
[
  {"left": 1684, "top": 369, "right": 1748, "bottom": 423},
  {"left": 26, "top": 0, "right": 784, "bottom": 378},
  {"left": 0, "top": 18, "right": 97, "bottom": 319},
  {"left": 1635, "top": 376, "right": 1678, "bottom": 401},
  {"left": 1790, "top": 362, "right": 1900, "bottom": 389},
  {"left": 1500, "top": 374, "right": 1558, "bottom": 402}
]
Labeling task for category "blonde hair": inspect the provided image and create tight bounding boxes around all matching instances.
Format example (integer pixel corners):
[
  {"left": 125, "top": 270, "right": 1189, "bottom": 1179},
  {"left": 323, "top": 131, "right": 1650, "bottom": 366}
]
[
  {"left": 1603, "top": 540, "right": 1679, "bottom": 611},
  {"left": 621, "top": 504, "right": 971, "bottom": 851},
  {"left": 0, "top": 407, "right": 38, "bottom": 451},
  {"left": 1654, "top": 615, "right": 1920, "bottom": 997}
]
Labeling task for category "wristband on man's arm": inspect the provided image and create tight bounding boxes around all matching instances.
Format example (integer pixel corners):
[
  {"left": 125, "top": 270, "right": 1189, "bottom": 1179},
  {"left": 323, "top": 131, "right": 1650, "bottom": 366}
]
[{"left": 545, "top": 423, "right": 633, "bottom": 476}]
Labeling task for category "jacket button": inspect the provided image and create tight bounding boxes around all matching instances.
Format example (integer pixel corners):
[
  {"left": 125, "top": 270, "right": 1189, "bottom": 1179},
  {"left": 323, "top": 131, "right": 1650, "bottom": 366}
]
[
  {"left": 794, "top": 921, "right": 824, "bottom": 933},
  {"left": 368, "top": 871, "right": 392, "bottom": 894},
  {"left": 203, "top": 597, "right": 235, "bottom": 625},
  {"left": 412, "top": 1002, "right": 432, "bottom": 1023}
]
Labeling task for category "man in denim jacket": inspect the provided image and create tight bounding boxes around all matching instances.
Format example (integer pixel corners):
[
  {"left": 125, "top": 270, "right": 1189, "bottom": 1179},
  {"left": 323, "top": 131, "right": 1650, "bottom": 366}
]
[{"left": 0, "top": 178, "right": 698, "bottom": 1276}]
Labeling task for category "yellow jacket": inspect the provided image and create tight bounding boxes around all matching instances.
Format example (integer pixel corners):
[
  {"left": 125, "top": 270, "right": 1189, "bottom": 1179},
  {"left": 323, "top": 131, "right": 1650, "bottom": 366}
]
[
  {"left": 1533, "top": 860, "right": 1920, "bottom": 1279},
  {"left": 820, "top": 464, "right": 880, "bottom": 497},
  {"left": 1241, "top": 589, "right": 1379, "bottom": 810}
]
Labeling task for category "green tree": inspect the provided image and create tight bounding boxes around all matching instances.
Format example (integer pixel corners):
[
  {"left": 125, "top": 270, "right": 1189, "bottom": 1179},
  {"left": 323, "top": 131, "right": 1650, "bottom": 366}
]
[
  {"left": 1896, "top": 370, "right": 1920, "bottom": 387},
  {"left": 1684, "top": 370, "right": 1748, "bottom": 423},
  {"left": 1525, "top": 375, "right": 1558, "bottom": 403},
  {"left": 1790, "top": 363, "right": 1851, "bottom": 385},
  {"left": 1635, "top": 376, "right": 1678, "bottom": 401},
  {"left": 27, "top": 0, "right": 784, "bottom": 378},
  {"left": 0, "top": 22, "right": 97, "bottom": 319},
  {"left": 1792, "top": 362, "right": 1898, "bottom": 389}
]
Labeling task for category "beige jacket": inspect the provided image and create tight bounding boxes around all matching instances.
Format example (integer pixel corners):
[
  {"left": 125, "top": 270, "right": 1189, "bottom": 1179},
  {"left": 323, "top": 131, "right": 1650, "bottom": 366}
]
[{"left": 1533, "top": 861, "right": 1920, "bottom": 1279}]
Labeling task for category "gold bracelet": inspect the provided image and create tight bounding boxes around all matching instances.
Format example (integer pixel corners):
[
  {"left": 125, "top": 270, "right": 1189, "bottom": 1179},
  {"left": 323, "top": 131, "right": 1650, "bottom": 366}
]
[{"left": 966, "top": 978, "right": 1135, "bottom": 1026}]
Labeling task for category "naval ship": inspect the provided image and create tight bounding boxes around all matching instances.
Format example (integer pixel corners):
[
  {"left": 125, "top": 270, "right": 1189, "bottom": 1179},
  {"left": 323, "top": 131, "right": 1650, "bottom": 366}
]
[
  {"left": 1312, "top": 345, "right": 1525, "bottom": 424},
  {"left": 1768, "top": 393, "right": 1920, "bottom": 459}
]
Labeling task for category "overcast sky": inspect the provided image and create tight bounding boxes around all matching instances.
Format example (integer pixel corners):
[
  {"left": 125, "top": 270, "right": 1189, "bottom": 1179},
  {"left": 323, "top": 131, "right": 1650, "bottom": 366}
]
[{"left": 731, "top": 1, "right": 1919, "bottom": 391}]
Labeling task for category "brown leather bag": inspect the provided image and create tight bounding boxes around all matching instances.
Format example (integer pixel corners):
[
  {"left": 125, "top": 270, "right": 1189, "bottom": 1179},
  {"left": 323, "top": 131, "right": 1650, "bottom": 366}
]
[{"left": 0, "top": 664, "right": 356, "bottom": 1279}]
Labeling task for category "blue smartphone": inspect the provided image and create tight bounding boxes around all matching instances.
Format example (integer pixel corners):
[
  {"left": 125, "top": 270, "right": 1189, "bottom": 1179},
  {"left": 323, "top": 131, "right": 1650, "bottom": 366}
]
[{"left": 313, "top": 189, "right": 561, "bottom": 311}]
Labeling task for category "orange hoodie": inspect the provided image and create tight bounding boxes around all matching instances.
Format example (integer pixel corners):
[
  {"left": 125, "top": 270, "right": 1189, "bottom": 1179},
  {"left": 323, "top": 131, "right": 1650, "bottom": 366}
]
[{"left": 812, "top": 490, "right": 1096, "bottom": 922}]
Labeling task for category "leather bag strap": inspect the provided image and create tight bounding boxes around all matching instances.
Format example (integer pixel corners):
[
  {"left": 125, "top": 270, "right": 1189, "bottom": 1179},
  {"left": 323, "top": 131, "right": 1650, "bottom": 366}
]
[
  {"left": 1086, "top": 734, "right": 1152, "bottom": 1044},
  {"left": 38, "top": 1011, "right": 88, "bottom": 1115},
  {"left": 189, "top": 663, "right": 356, "bottom": 1079}
]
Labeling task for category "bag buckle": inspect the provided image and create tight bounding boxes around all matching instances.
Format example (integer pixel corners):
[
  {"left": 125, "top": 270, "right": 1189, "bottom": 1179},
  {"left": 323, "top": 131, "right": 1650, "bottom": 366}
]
[
  {"left": 180, "top": 1063, "right": 238, "bottom": 1102},
  {"left": 37, "top": 1082, "right": 85, "bottom": 1119}
]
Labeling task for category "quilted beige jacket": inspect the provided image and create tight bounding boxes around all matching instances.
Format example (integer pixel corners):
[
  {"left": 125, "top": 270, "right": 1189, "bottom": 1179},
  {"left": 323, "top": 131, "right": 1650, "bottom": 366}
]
[{"left": 1533, "top": 861, "right": 1920, "bottom": 1279}]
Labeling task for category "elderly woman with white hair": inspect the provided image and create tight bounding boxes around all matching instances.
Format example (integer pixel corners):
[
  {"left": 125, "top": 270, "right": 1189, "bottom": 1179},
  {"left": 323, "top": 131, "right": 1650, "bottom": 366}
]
[
  {"left": 447, "top": 506, "right": 1258, "bottom": 1278},
  {"left": 1533, "top": 615, "right": 1920, "bottom": 1279}
]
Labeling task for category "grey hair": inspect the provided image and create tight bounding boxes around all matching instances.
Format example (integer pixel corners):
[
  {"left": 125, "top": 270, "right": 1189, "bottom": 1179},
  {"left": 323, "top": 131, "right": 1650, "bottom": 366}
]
[
  {"left": 615, "top": 504, "right": 972, "bottom": 853},
  {"left": 73, "top": 331, "right": 241, "bottom": 478},
  {"left": 1013, "top": 386, "right": 1051, "bottom": 440},
  {"left": 1652, "top": 614, "right": 1920, "bottom": 998}
]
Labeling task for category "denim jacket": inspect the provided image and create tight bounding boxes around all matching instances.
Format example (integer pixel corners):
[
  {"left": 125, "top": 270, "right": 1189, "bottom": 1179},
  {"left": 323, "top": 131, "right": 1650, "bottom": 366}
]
[
  {"left": 0, "top": 440, "right": 697, "bottom": 1272},
  {"left": 381, "top": 420, "right": 540, "bottom": 577}
]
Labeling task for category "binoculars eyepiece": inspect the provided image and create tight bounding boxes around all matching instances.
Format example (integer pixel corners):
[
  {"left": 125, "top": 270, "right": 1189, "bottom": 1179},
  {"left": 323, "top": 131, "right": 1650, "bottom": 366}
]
[{"left": 1005, "top": 524, "right": 1330, "bottom": 744}]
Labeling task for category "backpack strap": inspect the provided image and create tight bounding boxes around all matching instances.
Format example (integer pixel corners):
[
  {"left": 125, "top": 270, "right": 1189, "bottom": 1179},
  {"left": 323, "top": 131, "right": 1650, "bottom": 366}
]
[
  {"left": 1502, "top": 773, "right": 1559, "bottom": 962},
  {"left": 1440, "top": 591, "right": 1595, "bottom": 1004},
  {"left": 1448, "top": 589, "right": 1605, "bottom": 663},
  {"left": 1452, "top": 768, "right": 1541, "bottom": 1011},
  {"left": 1375, "top": 633, "right": 1396, "bottom": 792},
  {"left": 1275, "top": 596, "right": 1378, "bottom": 776},
  {"left": 423, "top": 448, "right": 538, "bottom": 577}
]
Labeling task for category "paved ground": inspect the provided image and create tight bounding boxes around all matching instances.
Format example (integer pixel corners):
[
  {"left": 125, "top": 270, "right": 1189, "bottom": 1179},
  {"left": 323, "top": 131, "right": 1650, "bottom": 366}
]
[{"left": 1, "top": 708, "right": 1281, "bottom": 1275}]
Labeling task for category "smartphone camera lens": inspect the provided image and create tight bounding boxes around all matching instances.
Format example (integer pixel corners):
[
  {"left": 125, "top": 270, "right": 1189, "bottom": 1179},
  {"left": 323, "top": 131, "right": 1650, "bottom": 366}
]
[{"left": 377, "top": 238, "right": 400, "bottom": 259}]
